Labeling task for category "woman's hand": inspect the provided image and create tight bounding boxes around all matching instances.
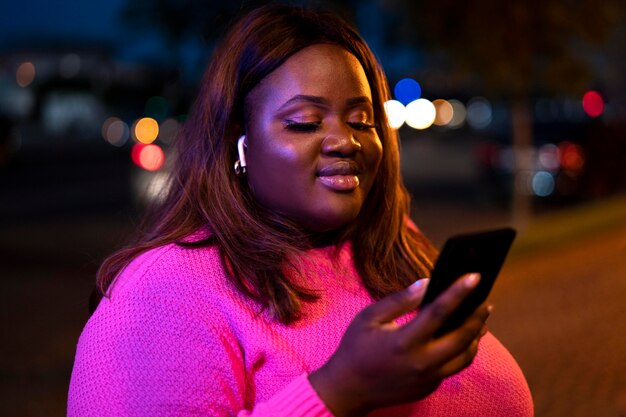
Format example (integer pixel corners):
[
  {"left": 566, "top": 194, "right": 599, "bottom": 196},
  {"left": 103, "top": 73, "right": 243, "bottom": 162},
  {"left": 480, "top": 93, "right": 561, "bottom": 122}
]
[{"left": 309, "top": 273, "right": 491, "bottom": 417}]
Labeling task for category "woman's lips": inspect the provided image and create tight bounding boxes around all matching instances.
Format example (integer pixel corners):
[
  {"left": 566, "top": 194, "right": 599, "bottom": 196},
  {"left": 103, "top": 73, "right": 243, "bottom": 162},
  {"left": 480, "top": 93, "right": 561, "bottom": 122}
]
[
  {"left": 318, "top": 174, "right": 360, "bottom": 191},
  {"left": 317, "top": 161, "right": 361, "bottom": 191}
]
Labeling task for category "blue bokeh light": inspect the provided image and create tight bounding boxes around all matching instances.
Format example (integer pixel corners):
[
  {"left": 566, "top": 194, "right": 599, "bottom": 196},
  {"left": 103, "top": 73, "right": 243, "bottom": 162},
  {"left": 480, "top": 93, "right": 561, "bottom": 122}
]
[{"left": 393, "top": 78, "right": 421, "bottom": 105}]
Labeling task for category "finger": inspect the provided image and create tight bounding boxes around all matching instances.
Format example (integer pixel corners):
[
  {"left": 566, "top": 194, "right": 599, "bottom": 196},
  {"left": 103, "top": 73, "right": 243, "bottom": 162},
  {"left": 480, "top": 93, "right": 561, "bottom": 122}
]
[
  {"left": 472, "top": 302, "right": 492, "bottom": 323},
  {"left": 427, "top": 312, "right": 485, "bottom": 362},
  {"left": 401, "top": 309, "right": 484, "bottom": 374},
  {"left": 435, "top": 337, "right": 481, "bottom": 379},
  {"left": 398, "top": 273, "right": 480, "bottom": 344},
  {"left": 360, "top": 278, "right": 430, "bottom": 324}
]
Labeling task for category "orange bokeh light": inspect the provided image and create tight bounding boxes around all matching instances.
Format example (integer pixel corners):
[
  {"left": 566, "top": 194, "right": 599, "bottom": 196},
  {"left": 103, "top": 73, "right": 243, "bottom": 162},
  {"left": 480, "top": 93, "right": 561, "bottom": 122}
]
[
  {"left": 433, "top": 99, "right": 454, "bottom": 126},
  {"left": 134, "top": 117, "right": 159, "bottom": 144},
  {"left": 16, "top": 62, "right": 36, "bottom": 87}
]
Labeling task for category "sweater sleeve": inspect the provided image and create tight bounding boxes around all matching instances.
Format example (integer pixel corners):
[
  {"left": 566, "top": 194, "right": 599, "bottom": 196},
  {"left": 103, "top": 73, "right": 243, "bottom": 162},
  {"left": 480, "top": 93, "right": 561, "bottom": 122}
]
[{"left": 68, "top": 248, "right": 334, "bottom": 417}]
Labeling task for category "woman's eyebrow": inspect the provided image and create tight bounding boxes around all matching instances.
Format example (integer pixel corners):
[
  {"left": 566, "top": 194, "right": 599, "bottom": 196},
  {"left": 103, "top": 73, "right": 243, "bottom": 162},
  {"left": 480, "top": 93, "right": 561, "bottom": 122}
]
[
  {"left": 277, "top": 95, "right": 373, "bottom": 110},
  {"left": 277, "top": 95, "right": 328, "bottom": 110},
  {"left": 346, "top": 96, "right": 373, "bottom": 108}
]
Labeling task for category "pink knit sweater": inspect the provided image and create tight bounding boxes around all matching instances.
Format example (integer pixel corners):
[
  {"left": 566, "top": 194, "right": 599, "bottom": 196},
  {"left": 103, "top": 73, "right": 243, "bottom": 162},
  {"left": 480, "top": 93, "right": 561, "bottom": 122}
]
[{"left": 68, "top": 239, "right": 533, "bottom": 416}]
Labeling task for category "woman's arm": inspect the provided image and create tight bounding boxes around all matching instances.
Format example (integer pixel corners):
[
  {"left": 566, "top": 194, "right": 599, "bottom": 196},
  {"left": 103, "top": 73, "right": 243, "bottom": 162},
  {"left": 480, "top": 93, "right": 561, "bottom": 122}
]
[{"left": 68, "top": 253, "right": 335, "bottom": 417}]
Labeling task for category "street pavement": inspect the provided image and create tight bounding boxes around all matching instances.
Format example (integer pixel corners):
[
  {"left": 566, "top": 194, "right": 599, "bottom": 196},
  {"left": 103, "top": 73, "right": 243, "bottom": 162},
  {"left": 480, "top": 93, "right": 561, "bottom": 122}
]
[
  {"left": 1, "top": 197, "right": 626, "bottom": 416},
  {"left": 489, "top": 215, "right": 626, "bottom": 416}
]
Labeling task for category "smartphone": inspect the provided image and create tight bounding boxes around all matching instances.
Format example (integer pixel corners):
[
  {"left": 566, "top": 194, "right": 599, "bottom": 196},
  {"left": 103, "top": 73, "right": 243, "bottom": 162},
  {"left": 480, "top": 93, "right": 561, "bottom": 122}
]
[{"left": 419, "top": 227, "right": 517, "bottom": 336}]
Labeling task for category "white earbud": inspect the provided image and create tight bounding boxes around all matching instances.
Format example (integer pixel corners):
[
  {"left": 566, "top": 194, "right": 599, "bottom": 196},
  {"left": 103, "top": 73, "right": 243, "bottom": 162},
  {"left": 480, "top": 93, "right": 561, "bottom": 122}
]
[{"left": 234, "top": 135, "right": 247, "bottom": 175}]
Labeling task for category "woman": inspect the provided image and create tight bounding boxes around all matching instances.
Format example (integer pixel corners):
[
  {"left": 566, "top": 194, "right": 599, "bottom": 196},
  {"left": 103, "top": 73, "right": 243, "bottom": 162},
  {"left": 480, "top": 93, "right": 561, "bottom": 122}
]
[{"left": 68, "top": 5, "right": 533, "bottom": 416}]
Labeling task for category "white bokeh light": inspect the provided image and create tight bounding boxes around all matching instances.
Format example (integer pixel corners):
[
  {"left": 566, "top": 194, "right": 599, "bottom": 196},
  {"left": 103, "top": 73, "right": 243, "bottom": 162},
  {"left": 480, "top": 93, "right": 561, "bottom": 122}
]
[
  {"left": 384, "top": 99, "right": 406, "bottom": 129},
  {"left": 405, "top": 99, "right": 436, "bottom": 130}
]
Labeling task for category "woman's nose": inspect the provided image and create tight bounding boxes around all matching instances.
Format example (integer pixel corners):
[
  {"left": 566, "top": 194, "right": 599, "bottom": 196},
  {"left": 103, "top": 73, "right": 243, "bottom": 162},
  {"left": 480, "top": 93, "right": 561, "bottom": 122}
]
[{"left": 321, "top": 128, "right": 362, "bottom": 157}]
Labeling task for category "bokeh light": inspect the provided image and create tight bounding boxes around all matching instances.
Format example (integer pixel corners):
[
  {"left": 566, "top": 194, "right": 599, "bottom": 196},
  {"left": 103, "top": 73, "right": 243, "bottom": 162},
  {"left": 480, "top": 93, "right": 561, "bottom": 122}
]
[
  {"left": 133, "top": 117, "right": 159, "bottom": 144},
  {"left": 383, "top": 99, "right": 406, "bottom": 129},
  {"left": 101, "top": 117, "right": 129, "bottom": 147},
  {"left": 159, "top": 118, "right": 180, "bottom": 144},
  {"left": 405, "top": 99, "right": 436, "bottom": 130},
  {"left": 582, "top": 90, "right": 604, "bottom": 118},
  {"left": 466, "top": 97, "right": 492, "bottom": 129},
  {"left": 132, "top": 143, "right": 165, "bottom": 171},
  {"left": 16, "top": 62, "right": 36, "bottom": 87},
  {"left": 532, "top": 171, "right": 555, "bottom": 196},
  {"left": 537, "top": 143, "right": 560, "bottom": 172},
  {"left": 559, "top": 141, "right": 585, "bottom": 172},
  {"left": 447, "top": 99, "right": 466, "bottom": 128},
  {"left": 433, "top": 99, "right": 454, "bottom": 126},
  {"left": 393, "top": 78, "right": 421, "bottom": 105}
]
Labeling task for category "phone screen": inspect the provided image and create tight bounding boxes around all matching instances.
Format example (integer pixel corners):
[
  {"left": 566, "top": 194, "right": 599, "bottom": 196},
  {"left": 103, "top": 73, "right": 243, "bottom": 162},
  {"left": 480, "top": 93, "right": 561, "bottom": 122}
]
[{"left": 420, "top": 227, "right": 517, "bottom": 335}]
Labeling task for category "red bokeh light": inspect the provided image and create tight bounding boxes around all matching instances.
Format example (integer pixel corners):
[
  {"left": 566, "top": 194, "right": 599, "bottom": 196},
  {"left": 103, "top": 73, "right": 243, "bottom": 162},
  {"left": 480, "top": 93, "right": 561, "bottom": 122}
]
[
  {"left": 582, "top": 91, "right": 604, "bottom": 118},
  {"left": 558, "top": 141, "right": 585, "bottom": 173},
  {"left": 131, "top": 143, "right": 165, "bottom": 171}
]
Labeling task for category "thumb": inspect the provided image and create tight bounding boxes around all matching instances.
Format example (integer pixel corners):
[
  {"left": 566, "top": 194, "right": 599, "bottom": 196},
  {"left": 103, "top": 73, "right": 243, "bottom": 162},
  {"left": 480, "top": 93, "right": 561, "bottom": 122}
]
[{"left": 362, "top": 278, "right": 430, "bottom": 324}]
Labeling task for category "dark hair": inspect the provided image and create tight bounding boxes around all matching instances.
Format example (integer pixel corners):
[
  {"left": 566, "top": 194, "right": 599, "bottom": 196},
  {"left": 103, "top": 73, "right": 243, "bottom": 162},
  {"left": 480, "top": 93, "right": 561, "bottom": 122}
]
[{"left": 96, "top": 4, "right": 437, "bottom": 323}]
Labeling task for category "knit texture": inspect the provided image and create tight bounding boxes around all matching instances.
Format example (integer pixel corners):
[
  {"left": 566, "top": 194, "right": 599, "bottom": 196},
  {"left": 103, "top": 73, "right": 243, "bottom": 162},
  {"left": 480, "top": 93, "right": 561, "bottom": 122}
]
[{"left": 68, "top": 239, "right": 533, "bottom": 416}]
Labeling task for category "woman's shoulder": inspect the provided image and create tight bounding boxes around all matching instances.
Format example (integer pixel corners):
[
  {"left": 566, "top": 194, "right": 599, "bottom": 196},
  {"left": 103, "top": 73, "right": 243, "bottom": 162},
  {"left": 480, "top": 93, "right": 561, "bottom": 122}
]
[{"left": 106, "top": 238, "right": 226, "bottom": 306}]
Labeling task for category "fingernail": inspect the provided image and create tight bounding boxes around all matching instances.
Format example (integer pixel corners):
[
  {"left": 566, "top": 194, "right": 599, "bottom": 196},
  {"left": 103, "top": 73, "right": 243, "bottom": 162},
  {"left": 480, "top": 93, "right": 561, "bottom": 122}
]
[
  {"left": 409, "top": 278, "right": 429, "bottom": 295},
  {"left": 464, "top": 273, "right": 480, "bottom": 288}
]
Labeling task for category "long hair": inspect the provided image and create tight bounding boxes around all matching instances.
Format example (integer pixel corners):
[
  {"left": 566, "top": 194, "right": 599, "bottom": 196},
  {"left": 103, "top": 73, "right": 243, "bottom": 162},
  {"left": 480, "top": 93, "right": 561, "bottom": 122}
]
[{"left": 96, "top": 4, "right": 437, "bottom": 323}]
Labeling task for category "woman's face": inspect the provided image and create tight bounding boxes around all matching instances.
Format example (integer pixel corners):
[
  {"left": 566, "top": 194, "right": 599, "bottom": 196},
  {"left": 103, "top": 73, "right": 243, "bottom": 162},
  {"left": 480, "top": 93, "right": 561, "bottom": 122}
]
[{"left": 244, "top": 44, "right": 383, "bottom": 233}]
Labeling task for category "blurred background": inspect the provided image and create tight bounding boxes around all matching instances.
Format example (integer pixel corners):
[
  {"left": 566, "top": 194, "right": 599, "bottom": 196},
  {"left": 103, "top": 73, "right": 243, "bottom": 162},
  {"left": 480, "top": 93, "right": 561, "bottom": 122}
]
[{"left": 1, "top": 0, "right": 625, "bottom": 415}]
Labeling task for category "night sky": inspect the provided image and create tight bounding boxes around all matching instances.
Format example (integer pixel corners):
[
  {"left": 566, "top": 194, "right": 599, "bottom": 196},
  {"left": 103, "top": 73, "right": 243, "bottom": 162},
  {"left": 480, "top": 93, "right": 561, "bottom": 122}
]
[{"left": 0, "top": 0, "right": 126, "bottom": 45}]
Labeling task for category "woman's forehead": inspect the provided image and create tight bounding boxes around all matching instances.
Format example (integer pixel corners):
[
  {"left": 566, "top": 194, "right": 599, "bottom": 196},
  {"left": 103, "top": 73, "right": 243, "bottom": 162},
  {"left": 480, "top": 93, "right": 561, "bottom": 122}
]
[{"left": 247, "top": 44, "right": 373, "bottom": 111}]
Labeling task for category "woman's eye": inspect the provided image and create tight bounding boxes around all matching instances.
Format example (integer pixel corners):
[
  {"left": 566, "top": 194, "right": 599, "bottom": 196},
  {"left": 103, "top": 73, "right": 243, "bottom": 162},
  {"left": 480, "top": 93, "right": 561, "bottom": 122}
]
[
  {"left": 347, "top": 121, "right": 377, "bottom": 131},
  {"left": 284, "top": 121, "right": 322, "bottom": 132}
]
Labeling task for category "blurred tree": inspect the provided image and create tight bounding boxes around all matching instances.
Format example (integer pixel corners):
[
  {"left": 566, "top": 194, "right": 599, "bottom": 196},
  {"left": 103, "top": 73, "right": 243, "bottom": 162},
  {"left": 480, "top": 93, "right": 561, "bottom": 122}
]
[
  {"left": 121, "top": 0, "right": 359, "bottom": 51},
  {"left": 396, "top": 0, "right": 624, "bottom": 226},
  {"left": 119, "top": 0, "right": 361, "bottom": 86}
]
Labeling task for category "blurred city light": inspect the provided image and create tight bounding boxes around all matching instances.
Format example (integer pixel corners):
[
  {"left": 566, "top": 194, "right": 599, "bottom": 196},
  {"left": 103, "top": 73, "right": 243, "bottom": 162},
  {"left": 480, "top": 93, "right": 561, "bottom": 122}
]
[
  {"left": 433, "top": 99, "right": 453, "bottom": 126},
  {"left": 447, "top": 99, "right": 466, "bottom": 128},
  {"left": 559, "top": 141, "right": 585, "bottom": 172},
  {"left": 0, "top": 81, "right": 35, "bottom": 117},
  {"left": 582, "top": 90, "right": 604, "bottom": 118},
  {"left": 101, "top": 117, "right": 129, "bottom": 147},
  {"left": 16, "top": 62, "right": 36, "bottom": 87},
  {"left": 466, "top": 97, "right": 492, "bottom": 129},
  {"left": 383, "top": 99, "right": 406, "bottom": 129},
  {"left": 393, "top": 78, "right": 421, "bottom": 105},
  {"left": 59, "top": 53, "right": 81, "bottom": 78},
  {"left": 405, "top": 98, "right": 436, "bottom": 130},
  {"left": 42, "top": 92, "right": 105, "bottom": 136},
  {"left": 537, "top": 143, "right": 560, "bottom": 172},
  {"left": 131, "top": 143, "right": 165, "bottom": 171},
  {"left": 133, "top": 117, "right": 159, "bottom": 144},
  {"left": 532, "top": 171, "right": 555, "bottom": 196},
  {"left": 159, "top": 118, "right": 180, "bottom": 144},
  {"left": 562, "top": 99, "right": 585, "bottom": 122},
  {"left": 144, "top": 171, "right": 170, "bottom": 202}
]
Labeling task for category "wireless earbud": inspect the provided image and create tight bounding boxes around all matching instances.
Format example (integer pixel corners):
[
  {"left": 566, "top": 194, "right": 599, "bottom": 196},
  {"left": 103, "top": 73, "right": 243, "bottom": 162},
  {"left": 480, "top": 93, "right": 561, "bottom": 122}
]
[{"left": 234, "top": 135, "right": 247, "bottom": 175}]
